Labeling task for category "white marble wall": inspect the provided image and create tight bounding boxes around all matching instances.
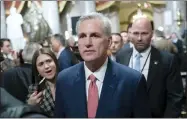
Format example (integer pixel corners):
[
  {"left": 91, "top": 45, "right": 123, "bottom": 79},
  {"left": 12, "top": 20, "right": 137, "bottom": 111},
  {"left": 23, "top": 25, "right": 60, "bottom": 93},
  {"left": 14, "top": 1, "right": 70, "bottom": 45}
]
[
  {"left": 66, "top": 1, "right": 96, "bottom": 33},
  {"left": 61, "top": 1, "right": 120, "bottom": 36},
  {"left": 165, "top": 1, "right": 186, "bottom": 35},
  {"left": 42, "top": 1, "right": 61, "bottom": 34},
  {"left": 1, "top": 1, "right": 6, "bottom": 38},
  {"left": 106, "top": 11, "right": 120, "bottom": 33},
  {"left": 153, "top": 7, "right": 165, "bottom": 30}
]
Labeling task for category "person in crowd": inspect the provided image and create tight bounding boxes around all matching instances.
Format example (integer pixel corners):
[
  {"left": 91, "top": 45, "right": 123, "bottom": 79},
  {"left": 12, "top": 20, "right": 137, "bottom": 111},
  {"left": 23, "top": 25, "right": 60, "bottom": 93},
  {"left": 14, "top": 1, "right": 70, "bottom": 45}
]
[
  {"left": 121, "top": 23, "right": 134, "bottom": 50},
  {"left": 27, "top": 48, "right": 58, "bottom": 117},
  {"left": 1, "top": 43, "right": 41, "bottom": 102},
  {"left": 39, "top": 36, "right": 51, "bottom": 48},
  {"left": 170, "top": 32, "right": 184, "bottom": 68},
  {"left": 0, "top": 87, "right": 48, "bottom": 118},
  {"left": 50, "top": 34, "right": 78, "bottom": 72},
  {"left": 109, "top": 33, "right": 123, "bottom": 61},
  {"left": 116, "top": 17, "right": 183, "bottom": 117},
  {"left": 152, "top": 29, "right": 178, "bottom": 54},
  {"left": 171, "top": 32, "right": 184, "bottom": 54},
  {"left": 0, "top": 38, "right": 19, "bottom": 71},
  {"left": 120, "top": 31, "right": 128, "bottom": 44},
  {"left": 67, "top": 36, "right": 76, "bottom": 52},
  {"left": 55, "top": 12, "right": 151, "bottom": 118}
]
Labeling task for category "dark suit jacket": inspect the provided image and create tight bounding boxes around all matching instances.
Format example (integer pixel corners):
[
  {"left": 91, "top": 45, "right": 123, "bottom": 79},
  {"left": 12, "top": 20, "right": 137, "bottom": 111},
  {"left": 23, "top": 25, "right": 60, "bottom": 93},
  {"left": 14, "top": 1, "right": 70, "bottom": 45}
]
[
  {"left": 58, "top": 48, "right": 78, "bottom": 72},
  {"left": 116, "top": 46, "right": 184, "bottom": 117},
  {"left": 0, "top": 88, "right": 47, "bottom": 118},
  {"left": 173, "top": 39, "right": 183, "bottom": 54},
  {"left": 55, "top": 59, "right": 151, "bottom": 118},
  {"left": 1, "top": 63, "right": 32, "bottom": 102},
  {"left": 123, "top": 43, "right": 130, "bottom": 49}
]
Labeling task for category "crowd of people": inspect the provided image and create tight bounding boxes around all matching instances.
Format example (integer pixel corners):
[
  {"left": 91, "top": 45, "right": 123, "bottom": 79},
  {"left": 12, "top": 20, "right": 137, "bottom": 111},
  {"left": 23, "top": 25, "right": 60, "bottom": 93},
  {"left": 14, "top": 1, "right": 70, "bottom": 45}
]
[{"left": 0, "top": 12, "right": 187, "bottom": 118}]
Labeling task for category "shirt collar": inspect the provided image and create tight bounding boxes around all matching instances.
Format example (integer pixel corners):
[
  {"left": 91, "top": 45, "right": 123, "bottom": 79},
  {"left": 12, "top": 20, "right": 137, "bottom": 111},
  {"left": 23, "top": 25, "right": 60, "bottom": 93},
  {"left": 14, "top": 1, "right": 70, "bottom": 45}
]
[
  {"left": 84, "top": 58, "right": 108, "bottom": 83},
  {"left": 57, "top": 47, "right": 65, "bottom": 59},
  {"left": 132, "top": 46, "right": 151, "bottom": 58},
  {"left": 172, "top": 38, "right": 178, "bottom": 43},
  {"left": 110, "top": 54, "right": 116, "bottom": 61}
]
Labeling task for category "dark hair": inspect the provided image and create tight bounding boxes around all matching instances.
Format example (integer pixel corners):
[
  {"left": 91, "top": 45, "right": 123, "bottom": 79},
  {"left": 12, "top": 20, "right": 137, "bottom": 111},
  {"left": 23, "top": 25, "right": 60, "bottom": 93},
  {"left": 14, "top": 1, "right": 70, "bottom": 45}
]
[
  {"left": 18, "top": 49, "right": 24, "bottom": 65},
  {"left": 31, "top": 48, "right": 58, "bottom": 84},
  {"left": 39, "top": 36, "right": 51, "bottom": 48},
  {"left": 0, "top": 38, "right": 11, "bottom": 48},
  {"left": 150, "top": 21, "right": 154, "bottom": 30},
  {"left": 111, "top": 33, "right": 123, "bottom": 42},
  {"left": 51, "top": 34, "right": 66, "bottom": 46},
  {"left": 127, "top": 23, "right": 132, "bottom": 32}
]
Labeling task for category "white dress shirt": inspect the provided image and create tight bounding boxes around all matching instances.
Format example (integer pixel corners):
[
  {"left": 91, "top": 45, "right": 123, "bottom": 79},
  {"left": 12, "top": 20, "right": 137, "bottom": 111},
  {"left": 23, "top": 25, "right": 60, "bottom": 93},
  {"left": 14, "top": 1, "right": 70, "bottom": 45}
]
[
  {"left": 57, "top": 47, "right": 65, "bottom": 59},
  {"left": 128, "top": 46, "right": 151, "bottom": 80},
  {"left": 110, "top": 54, "right": 116, "bottom": 62},
  {"left": 84, "top": 58, "right": 108, "bottom": 100},
  {"left": 129, "top": 42, "right": 134, "bottom": 48}
]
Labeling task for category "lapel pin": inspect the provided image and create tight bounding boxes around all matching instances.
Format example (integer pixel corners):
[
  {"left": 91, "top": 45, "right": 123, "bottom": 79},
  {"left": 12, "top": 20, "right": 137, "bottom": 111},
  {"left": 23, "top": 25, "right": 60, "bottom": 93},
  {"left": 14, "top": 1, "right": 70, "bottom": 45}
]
[{"left": 154, "top": 61, "right": 158, "bottom": 65}]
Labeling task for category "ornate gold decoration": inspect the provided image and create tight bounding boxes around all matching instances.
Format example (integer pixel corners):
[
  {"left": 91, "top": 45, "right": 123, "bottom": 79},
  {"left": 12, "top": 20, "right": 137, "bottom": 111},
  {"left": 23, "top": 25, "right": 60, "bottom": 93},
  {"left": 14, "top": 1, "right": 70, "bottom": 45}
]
[
  {"left": 59, "top": 1, "right": 67, "bottom": 13},
  {"left": 148, "top": 1, "right": 166, "bottom": 5},
  {"left": 5, "top": 1, "right": 26, "bottom": 15},
  {"left": 175, "top": 9, "right": 184, "bottom": 27},
  {"left": 96, "top": 1, "right": 116, "bottom": 11}
]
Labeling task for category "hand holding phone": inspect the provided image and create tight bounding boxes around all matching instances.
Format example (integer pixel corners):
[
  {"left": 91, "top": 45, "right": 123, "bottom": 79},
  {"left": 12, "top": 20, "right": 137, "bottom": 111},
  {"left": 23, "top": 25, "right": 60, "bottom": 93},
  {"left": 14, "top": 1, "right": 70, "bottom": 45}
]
[
  {"left": 38, "top": 77, "right": 46, "bottom": 92},
  {"left": 27, "top": 91, "right": 43, "bottom": 105}
]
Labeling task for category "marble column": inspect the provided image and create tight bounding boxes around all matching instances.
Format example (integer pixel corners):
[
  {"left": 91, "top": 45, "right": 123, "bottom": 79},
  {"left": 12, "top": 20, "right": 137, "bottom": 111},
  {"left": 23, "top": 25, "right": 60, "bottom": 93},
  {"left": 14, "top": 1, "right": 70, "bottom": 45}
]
[
  {"left": 152, "top": 7, "right": 165, "bottom": 30},
  {"left": 165, "top": 1, "right": 186, "bottom": 34},
  {"left": 104, "top": 6, "right": 120, "bottom": 33},
  {"left": 65, "top": 1, "right": 96, "bottom": 37},
  {"left": 1, "top": 1, "right": 7, "bottom": 38},
  {"left": 42, "top": 1, "right": 61, "bottom": 34},
  {"left": 80, "top": 1, "right": 96, "bottom": 15}
]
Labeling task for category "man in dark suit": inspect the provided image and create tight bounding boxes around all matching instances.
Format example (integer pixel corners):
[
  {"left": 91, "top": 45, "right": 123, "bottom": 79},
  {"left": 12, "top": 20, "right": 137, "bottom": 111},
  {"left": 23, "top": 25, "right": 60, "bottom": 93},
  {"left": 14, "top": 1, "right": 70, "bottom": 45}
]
[
  {"left": 50, "top": 34, "right": 78, "bottom": 72},
  {"left": 55, "top": 12, "right": 151, "bottom": 118},
  {"left": 1, "top": 43, "right": 41, "bottom": 102},
  {"left": 171, "top": 32, "right": 184, "bottom": 54},
  {"left": 116, "top": 17, "right": 184, "bottom": 117},
  {"left": 120, "top": 23, "right": 133, "bottom": 50}
]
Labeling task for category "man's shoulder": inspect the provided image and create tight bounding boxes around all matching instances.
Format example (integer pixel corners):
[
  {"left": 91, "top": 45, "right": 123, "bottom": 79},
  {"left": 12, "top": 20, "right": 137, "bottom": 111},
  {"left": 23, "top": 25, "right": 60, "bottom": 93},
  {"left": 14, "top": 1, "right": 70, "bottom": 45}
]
[
  {"left": 116, "top": 47, "right": 132, "bottom": 58},
  {"left": 151, "top": 47, "right": 174, "bottom": 66},
  {"left": 112, "top": 61, "right": 143, "bottom": 82},
  {"left": 58, "top": 62, "right": 83, "bottom": 78},
  {"left": 60, "top": 48, "right": 73, "bottom": 58},
  {"left": 152, "top": 46, "right": 174, "bottom": 59}
]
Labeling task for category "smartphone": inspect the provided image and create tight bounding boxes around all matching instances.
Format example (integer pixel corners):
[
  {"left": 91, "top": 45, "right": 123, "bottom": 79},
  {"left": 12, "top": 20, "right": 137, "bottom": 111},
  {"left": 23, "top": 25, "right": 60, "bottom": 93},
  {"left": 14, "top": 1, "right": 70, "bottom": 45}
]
[{"left": 37, "top": 77, "right": 46, "bottom": 92}]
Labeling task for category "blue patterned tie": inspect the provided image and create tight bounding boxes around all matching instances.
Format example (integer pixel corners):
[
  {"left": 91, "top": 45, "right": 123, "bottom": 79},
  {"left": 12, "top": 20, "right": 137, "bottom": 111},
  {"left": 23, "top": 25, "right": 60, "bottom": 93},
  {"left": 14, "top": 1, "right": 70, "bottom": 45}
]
[{"left": 134, "top": 53, "right": 142, "bottom": 72}]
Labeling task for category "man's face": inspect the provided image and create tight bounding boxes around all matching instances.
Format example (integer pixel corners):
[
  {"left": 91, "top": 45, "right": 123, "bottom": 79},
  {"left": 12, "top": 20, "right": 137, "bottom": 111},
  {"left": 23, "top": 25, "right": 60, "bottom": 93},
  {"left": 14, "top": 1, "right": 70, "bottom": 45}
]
[
  {"left": 110, "top": 35, "right": 122, "bottom": 54},
  {"left": 171, "top": 33, "right": 177, "bottom": 40},
  {"left": 131, "top": 20, "right": 153, "bottom": 52},
  {"left": 77, "top": 19, "right": 110, "bottom": 62},
  {"left": 121, "top": 32, "right": 128, "bottom": 44},
  {"left": 1, "top": 41, "right": 12, "bottom": 54},
  {"left": 50, "top": 38, "right": 60, "bottom": 53}
]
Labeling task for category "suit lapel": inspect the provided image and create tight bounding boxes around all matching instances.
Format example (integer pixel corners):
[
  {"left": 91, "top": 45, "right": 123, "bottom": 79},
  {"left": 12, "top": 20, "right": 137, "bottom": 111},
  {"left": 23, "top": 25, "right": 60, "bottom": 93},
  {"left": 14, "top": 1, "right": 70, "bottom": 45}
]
[
  {"left": 147, "top": 47, "right": 161, "bottom": 91},
  {"left": 73, "top": 63, "right": 88, "bottom": 117},
  {"left": 121, "top": 48, "right": 133, "bottom": 66},
  {"left": 96, "top": 59, "right": 118, "bottom": 117}
]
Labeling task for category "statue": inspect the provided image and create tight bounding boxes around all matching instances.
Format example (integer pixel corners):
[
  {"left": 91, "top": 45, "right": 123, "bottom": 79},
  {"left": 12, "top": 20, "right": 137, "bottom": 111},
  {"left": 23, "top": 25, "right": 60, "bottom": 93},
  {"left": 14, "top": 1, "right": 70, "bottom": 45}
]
[
  {"left": 6, "top": 7, "right": 26, "bottom": 52},
  {"left": 22, "top": 2, "right": 51, "bottom": 43}
]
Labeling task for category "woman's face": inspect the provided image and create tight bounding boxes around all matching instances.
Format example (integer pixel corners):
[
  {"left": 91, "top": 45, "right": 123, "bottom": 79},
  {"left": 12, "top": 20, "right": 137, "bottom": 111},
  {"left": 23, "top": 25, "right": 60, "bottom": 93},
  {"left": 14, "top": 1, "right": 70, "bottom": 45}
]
[{"left": 36, "top": 54, "right": 56, "bottom": 80}]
